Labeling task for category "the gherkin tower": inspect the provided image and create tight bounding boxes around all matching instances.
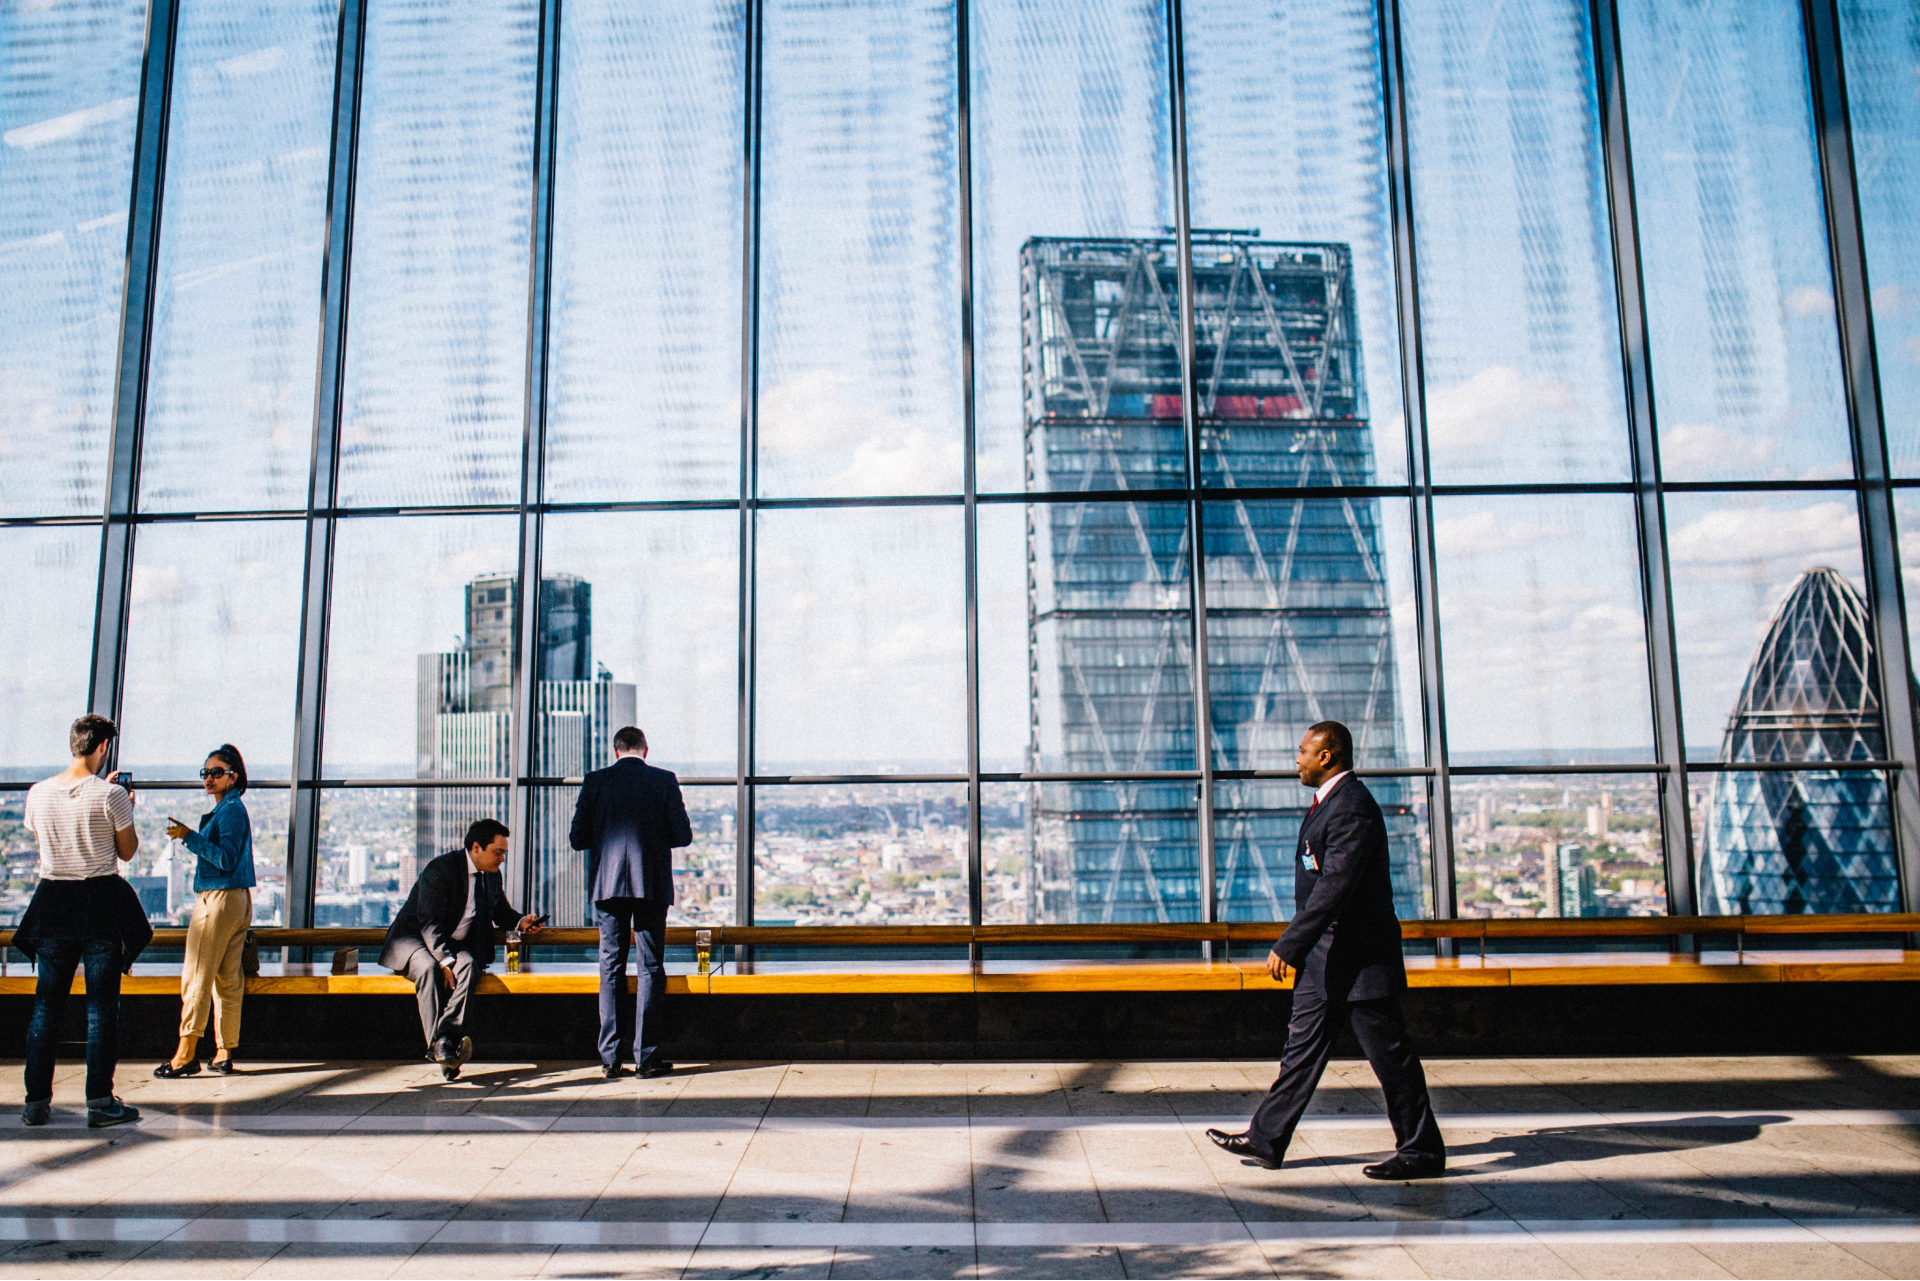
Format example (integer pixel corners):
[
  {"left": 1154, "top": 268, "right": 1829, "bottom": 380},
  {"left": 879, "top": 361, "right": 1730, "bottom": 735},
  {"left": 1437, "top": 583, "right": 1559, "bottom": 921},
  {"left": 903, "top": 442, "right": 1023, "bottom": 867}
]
[{"left": 1701, "top": 567, "right": 1900, "bottom": 914}]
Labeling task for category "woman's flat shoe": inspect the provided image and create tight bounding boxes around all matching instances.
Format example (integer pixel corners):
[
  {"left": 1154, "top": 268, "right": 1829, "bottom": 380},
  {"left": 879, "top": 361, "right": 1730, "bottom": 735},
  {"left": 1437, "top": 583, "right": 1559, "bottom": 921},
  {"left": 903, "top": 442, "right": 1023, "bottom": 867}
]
[
  {"left": 153, "top": 1060, "right": 201, "bottom": 1078},
  {"left": 208, "top": 1058, "right": 235, "bottom": 1075}
]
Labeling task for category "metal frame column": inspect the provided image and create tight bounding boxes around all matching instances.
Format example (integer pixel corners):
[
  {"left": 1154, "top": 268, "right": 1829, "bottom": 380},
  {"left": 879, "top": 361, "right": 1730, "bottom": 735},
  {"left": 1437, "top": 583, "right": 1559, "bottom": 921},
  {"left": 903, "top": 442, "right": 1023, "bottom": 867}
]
[
  {"left": 509, "top": 0, "right": 565, "bottom": 911},
  {"left": 1800, "top": 0, "right": 1920, "bottom": 912},
  {"left": 1589, "top": 0, "right": 1696, "bottom": 915},
  {"left": 1163, "top": 0, "right": 1216, "bottom": 927},
  {"left": 287, "top": 0, "right": 370, "bottom": 930},
  {"left": 1377, "top": 0, "right": 1455, "bottom": 923},
  {"left": 735, "top": 0, "right": 764, "bottom": 931},
  {"left": 91, "top": 0, "right": 181, "bottom": 747},
  {"left": 957, "top": 0, "right": 984, "bottom": 936}
]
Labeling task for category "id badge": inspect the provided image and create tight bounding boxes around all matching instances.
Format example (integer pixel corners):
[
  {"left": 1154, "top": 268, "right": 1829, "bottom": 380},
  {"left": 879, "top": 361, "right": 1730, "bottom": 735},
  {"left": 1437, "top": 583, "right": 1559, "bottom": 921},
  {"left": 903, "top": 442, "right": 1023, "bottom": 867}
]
[{"left": 1302, "top": 840, "right": 1320, "bottom": 873}]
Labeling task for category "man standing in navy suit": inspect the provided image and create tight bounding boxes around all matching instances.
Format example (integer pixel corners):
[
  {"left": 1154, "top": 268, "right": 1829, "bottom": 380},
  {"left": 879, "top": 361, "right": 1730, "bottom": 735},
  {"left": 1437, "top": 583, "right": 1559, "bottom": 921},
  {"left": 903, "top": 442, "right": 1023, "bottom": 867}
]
[
  {"left": 569, "top": 726, "right": 693, "bottom": 1079},
  {"left": 1208, "top": 720, "right": 1446, "bottom": 1180}
]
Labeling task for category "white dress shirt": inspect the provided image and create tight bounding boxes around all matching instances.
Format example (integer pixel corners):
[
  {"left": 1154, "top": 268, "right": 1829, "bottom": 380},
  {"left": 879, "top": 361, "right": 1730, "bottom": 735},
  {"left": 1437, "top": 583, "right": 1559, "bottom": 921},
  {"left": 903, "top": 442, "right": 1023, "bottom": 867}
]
[{"left": 1313, "top": 769, "right": 1352, "bottom": 805}]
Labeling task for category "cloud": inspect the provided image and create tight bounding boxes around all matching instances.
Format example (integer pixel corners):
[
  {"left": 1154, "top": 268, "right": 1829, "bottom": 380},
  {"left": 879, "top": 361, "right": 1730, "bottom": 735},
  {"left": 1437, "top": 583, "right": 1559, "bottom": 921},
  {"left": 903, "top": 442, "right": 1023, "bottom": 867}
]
[
  {"left": 1902, "top": 336, "right": 1920, "bottom": 365},
  {"left": 1658, "top": 421, "right": 1775, "bottom": 476},
  {"left": 1873, "top": 284, "right": 1911, "bottom": 317},
  {"left": 1785, "top": 286, "right": 1834, "bottom": 318},
  {"left": 758, "top": 369, "right": 961, "bottom": 495},
  {"left": 1424, "top": 366, "right": 1577, "bottom": 452},
  {"left": 1666, "top": 500, "right": 1859, "bottom": 568},
  {"left": 1434, "top": 509, "right": 1567, "bottom": 557}
]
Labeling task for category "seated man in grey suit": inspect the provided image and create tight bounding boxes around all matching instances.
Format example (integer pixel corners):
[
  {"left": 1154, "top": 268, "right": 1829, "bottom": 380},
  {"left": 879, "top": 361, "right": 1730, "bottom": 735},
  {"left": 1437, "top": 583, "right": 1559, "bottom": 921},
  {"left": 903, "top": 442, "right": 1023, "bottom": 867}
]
[
  {"left": 380, "top": 818, "right": 543, "bottom": 1081},
  {"left": 569, "top": 727, "right": 692, "bottom": 1079}
]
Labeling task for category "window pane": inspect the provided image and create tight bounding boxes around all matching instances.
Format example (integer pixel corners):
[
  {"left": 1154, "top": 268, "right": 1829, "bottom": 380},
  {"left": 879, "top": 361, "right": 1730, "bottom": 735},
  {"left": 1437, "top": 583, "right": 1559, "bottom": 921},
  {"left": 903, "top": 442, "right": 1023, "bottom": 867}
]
[
  {"left": 335, "top": 0, "right": 537, "bottom": 507},
  {"left": 754, "top": 507, "right": 964, "bottom": 774},
  {"left": 1900, "top": 490, "right": 1920, "bottom": 679},
  {"left": 529, "top": 784, "right": 735, "bottom": 928},
  {"left": 129, "top": 793, "right": 288, "bottom": 926},
  {"left": 1217, "top": 776, "right": 1430, "bottom": 922},
  {"left": 544, "top": 0, "right": 742, "bottom": 503},
  {"left": 537, "top": 511, "right": 738, "bottom": 777},
  {"left": 1184, "top": 0, "right": 1407, "bottom": 488},
  {"left": 1401, "top": 0, "right": 1630, "bottom": 483},
  {"left": 0, "top": 527, "right": 98, "bottom": 773},
  {"left": 322, "top": 514, "right": 519, "bottom": 777},
  {"left": 0, "top": 0, "right": 147, "bottom": 516},
  {"left": 754, "top": 783, "right": 966, "bottom": 924},
  {"left": 1451, "top": 774, "right": 1666, "bottom": 918},
  {"left": 1434, "top": 495, "right": 1653, "bottom": 762},
  {"left": 1667, "top": 491, "right": 1869, "bottom": 753},
  {"left": 971, "top": 0, "right": 1176, "bottom": 491},
  {"left": 1840, "top": 0, "right": 1920, "bottom": 476},
  {"left": 1621, "top": 0, "right": 1853, "bottom": 481},
  {"left": 981, "top": 500, "right": 1198, "bottom": 774},
  {"left": 317, "top": 785, "right": 505, "bottom": 927},
  {"left": 1204, "top": 497, "right": 1422, "bottom": 771},
  {"left": 755, "top": 0, "right": 961, "bottom": 499},
  {"left": 119, "top": 519, "right": 305, "bottom": 779},
  {"left": 1016, "top": 779, "right": 1200, "bottom": 924},
  {"left": 139, "top": 0, "right": 338, "bottom": 512},
  {"left": 1699, "top": 767, "right": 1897, "bottom": 914}
]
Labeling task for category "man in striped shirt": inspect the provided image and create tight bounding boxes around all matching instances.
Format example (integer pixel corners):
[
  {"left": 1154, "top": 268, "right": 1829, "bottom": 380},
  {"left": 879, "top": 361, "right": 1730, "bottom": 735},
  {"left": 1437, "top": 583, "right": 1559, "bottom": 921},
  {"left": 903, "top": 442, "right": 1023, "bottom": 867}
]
[{"left": 19, "top": 715, "right": 141, "bottom": 1128}]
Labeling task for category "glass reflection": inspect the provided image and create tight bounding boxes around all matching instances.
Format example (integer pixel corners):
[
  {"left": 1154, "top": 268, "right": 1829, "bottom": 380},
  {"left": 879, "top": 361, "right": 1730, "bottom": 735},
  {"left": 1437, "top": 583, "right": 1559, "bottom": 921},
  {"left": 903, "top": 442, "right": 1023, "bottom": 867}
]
[
  {"left": 1620, "top": 0, "right": 1852, "bottom": 481},
  {"left": 140, "top": 0, "right": 338, "bottom": 512},
  {"left": 970, "top": 0, "right": 1175, "bottom": 490},
  {"left": 0, "top": 527, "right": 98, "bottom": 773},
  {"left": 1450, "top": 774, "right": 1665, "bottom": 918},
  {"left": 1434, "top": 495, "right": 1653, "bottom": 762},
  {"left": 544, "top": 0, "right": 743, "bottom": 503},
  {"left": 1401, "top": 0, "right": 1630, "bottom": 483},
  {"left": 756, "top": 0, "right": 962, "bottom": 499},
  {"left": 1839, "top": 0, "right": 1920, "bottom": 476},
  {"left": 1183, "top": 0, "right": 1407, "bottom": 487},
  {"left": 316, "top": 786, "right": 505, "bottom": 927},
  {"left": 0, "top": 0, "right": 146, "bottom": 517},
  {"left": 753, "top": 783, "right": 966, "bottom": 925},
  {"left": 336, "top": 0, "right": 537, "bottom": 508},
  {"left": 119, "top": 519, "right": 305, "bottom": 780},
  {"left": 754, "top": 507, "right": 964, "bottom": 774}
]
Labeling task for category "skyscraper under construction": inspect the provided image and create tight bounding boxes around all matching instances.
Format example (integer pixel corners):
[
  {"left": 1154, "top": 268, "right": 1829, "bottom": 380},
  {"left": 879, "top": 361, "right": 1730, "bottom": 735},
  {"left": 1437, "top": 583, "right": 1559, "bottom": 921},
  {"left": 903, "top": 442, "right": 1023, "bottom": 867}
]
[{"left": 1021, "top": 235, "right": 1424, "bottom": 923}]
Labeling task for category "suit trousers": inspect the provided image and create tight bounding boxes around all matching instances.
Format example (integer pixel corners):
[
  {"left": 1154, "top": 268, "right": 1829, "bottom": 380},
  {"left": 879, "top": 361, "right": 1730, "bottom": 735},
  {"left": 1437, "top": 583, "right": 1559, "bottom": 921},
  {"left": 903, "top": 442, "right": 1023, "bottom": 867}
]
[
  {"left": 1248, "top": 982, "right": 1445, "bottom": 1163},
  {"left": 596, "top": 897, "right": 668, "bottom": 1068},
  {"left": 389, "top": 938, "right": 478, "bottom": 1054}
]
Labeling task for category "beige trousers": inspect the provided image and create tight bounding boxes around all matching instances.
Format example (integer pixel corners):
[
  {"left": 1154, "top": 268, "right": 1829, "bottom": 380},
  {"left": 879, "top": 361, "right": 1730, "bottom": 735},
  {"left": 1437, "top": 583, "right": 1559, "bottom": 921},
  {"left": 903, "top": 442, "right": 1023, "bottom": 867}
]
[{"left": 180, "top": 888, "right": 251, "bottom": 1048}]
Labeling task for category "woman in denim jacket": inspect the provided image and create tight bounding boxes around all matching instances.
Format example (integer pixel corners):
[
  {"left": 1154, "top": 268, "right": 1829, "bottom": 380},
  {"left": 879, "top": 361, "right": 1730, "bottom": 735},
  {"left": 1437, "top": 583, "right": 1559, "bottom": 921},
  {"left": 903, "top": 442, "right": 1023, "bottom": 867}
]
[{"left": 154, "top": 744, "right": 256, "bottom": 1077}]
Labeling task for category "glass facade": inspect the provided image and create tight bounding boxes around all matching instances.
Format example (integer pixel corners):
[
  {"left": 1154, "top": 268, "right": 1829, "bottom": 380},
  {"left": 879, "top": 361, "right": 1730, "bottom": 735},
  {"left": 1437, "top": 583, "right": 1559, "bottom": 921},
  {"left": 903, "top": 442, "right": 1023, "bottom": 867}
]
[{"left": 5, "top": 0, "right": 1917, "bottom": 930}]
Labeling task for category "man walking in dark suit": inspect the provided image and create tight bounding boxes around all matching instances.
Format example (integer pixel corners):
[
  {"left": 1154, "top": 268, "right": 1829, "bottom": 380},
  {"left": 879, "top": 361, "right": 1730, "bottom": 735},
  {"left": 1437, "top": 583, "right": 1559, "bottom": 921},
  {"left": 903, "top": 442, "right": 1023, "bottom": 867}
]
[
  {"left": 569, "top": 726, "right": 693, "bottom": 1080},
  {"left": 1208, "top": 720, "right": 1446, "bottom": 1180},
  {"left": 380, "top": 818, "right": 544, "bottom": 1080}
]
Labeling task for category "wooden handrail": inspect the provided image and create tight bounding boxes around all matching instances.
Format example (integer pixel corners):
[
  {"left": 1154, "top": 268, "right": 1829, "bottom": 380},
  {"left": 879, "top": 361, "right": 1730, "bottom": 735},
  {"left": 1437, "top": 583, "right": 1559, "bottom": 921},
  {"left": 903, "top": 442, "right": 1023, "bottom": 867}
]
[{"left": 1, "top": 912, "right": 1913, "bottom": 955}]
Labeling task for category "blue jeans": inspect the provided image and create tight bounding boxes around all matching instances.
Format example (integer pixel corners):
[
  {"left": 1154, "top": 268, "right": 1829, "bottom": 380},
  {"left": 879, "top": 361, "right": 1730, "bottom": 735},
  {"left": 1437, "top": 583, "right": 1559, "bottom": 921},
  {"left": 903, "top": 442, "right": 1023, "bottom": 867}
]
[
  {"left": 25, "top": 936, "right": 122, "bottom": 1103},
  {"left": 596, "top": 898, "right": 668, "bottom": 1067}
]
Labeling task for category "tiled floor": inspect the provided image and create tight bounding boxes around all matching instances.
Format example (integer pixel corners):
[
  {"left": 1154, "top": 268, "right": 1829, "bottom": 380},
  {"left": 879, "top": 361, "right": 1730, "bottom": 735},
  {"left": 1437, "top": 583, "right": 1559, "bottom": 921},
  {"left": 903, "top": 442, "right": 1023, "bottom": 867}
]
[{"left": 0, "top": 1055, "right": 1914, "bottom": 1278}]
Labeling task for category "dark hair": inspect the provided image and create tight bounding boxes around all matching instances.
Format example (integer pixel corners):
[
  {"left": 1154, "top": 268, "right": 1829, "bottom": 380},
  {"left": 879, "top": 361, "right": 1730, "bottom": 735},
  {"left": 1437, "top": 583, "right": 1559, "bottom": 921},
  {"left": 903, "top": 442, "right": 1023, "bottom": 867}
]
[
  {"left": 70, "top": 714, "right": 117, "bottom": 758},
  {"left": 463, "top": 817, "right": 511, "bottom": 852},
  {"left": 207, "top": 743, "right": 248, "bottom": 795},
  {"left": 1307, "top": 719, "right": 1354, "bottom": 767},
  {"left": 613, "top": 725, "right": 647, "bottom": 754}
]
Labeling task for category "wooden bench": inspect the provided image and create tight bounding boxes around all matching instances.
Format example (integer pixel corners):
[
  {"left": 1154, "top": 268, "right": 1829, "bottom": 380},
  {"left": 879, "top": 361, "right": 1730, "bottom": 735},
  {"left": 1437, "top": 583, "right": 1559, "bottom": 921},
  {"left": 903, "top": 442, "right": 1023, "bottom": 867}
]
[{"left": 2, "top": 915, "right": 1913, "bottom": 994}]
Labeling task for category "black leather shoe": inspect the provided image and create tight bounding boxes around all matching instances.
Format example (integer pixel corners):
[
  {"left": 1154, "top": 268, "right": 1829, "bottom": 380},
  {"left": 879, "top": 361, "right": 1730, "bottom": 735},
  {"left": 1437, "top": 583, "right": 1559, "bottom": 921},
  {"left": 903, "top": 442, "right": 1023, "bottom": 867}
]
[
  {"left": 602, "top": 1063, "right": 625, "bottom": 1080},
  {"left": 153, "top": 1060, "right": 200, "bottom": 1079},
  {"left": 440, "top": 1060, "right": 461, "bottom": 1082},
  {"left": 636, "top": 1058, "right": 674, "bottom": 1080},
  {"left": 208, "top": 1057, "right": 236, "bottom": 1075},
  {"left": 1205, "top": 1128, "right": 1280, "bottom": 1169},
  {"left": 1362, "top": 1152, "right": 1446, "bottom": 1181}
]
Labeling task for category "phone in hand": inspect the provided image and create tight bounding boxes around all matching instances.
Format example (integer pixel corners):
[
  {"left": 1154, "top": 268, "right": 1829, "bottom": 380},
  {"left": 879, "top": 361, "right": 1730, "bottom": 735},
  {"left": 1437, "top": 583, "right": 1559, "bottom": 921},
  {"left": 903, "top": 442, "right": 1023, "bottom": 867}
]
[
  {"left": 110, "top": 771, "right": 133, "bottom": 789},
  {"left": 528, "top": 914, "right": 550, "bottom": 927}
]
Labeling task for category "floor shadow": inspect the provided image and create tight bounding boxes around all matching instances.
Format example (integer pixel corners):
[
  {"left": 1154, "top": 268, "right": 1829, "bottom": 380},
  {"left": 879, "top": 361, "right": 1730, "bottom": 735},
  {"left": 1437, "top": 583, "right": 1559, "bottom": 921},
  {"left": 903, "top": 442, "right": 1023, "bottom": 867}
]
[{"left": 1256, "top": 1116, "right": 1791, "bottom": 1177}]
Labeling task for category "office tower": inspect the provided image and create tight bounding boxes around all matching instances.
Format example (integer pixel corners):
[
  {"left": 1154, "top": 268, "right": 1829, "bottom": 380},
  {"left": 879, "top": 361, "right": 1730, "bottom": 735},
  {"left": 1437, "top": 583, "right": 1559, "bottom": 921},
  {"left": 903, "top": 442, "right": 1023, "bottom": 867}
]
[
  {"left": 417, "top": 573, "right": 634, "bottom": 923},
  {"left": 1543, "top": 841, "right": 1591, "bottom": 918},
  {"left": 1021, "top": 235, "right": 1422, "bottom": 923},
  {"left": 1701, "top": 567, "right": 1900, "bottom": 914}
]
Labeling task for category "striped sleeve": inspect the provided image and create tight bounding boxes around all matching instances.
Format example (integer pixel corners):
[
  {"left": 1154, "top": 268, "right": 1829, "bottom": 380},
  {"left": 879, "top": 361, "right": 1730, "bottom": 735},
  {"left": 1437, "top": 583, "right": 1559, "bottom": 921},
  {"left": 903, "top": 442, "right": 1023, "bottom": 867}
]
[{"left": 106, "top": 784, "right": 134, "bottom": 832}]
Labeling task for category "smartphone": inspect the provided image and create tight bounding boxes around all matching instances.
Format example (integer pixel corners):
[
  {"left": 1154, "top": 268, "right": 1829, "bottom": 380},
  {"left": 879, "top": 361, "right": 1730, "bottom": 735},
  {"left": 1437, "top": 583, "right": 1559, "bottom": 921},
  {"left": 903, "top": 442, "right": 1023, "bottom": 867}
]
[
  {"left": 110, "top": 771, "right": 133, "bottom": 789},
  {"left": 529, "top": 914, "right": 550, "bottom": 927}
]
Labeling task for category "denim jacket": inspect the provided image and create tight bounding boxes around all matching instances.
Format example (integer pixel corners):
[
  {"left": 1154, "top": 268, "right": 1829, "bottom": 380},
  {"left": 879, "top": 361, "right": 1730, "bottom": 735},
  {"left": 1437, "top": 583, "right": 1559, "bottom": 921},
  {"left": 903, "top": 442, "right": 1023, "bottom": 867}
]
[{"left": 181, "top": 792, "right": 256, "bottom": 892}]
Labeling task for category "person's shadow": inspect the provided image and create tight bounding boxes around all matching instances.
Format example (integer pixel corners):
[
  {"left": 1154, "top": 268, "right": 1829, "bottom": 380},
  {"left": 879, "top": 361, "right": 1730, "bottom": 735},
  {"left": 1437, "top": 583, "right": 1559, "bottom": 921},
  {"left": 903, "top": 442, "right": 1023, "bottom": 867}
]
[{"left": 1257, "top": 1116, "right": 1789, "bottom": 1177}]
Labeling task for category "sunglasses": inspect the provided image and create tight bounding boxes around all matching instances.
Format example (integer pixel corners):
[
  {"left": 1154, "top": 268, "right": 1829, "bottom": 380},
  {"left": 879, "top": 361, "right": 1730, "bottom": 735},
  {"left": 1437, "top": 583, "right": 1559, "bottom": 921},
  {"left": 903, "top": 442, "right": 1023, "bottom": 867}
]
[{"left": 199, "top": 768, "right": 237, "bottom": 780}]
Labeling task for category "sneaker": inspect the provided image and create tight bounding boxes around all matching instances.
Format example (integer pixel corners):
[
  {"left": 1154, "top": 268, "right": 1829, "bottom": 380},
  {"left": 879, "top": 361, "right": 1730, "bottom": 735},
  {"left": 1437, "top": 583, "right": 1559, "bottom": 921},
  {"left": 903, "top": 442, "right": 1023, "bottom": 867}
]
[
  {"left": 86, "top": 1096, "right": 140, "bottom": 1129},
  {"left": 21, "top": 1100, "right": 50, "bottom": 1127}
]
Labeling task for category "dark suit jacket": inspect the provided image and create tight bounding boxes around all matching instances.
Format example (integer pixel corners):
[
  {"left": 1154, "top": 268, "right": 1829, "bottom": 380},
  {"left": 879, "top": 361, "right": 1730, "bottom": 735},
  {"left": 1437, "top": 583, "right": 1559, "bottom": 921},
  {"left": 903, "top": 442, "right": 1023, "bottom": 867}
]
[
  {"left": 568, "top": 756, "right": 693, "bottom": 905},
  {"left": 1271, "top": 774, "right": 1407, "bottom": 1002},
  {"left": 379, "top": 850, "right": 522, "bottom": 970}
]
